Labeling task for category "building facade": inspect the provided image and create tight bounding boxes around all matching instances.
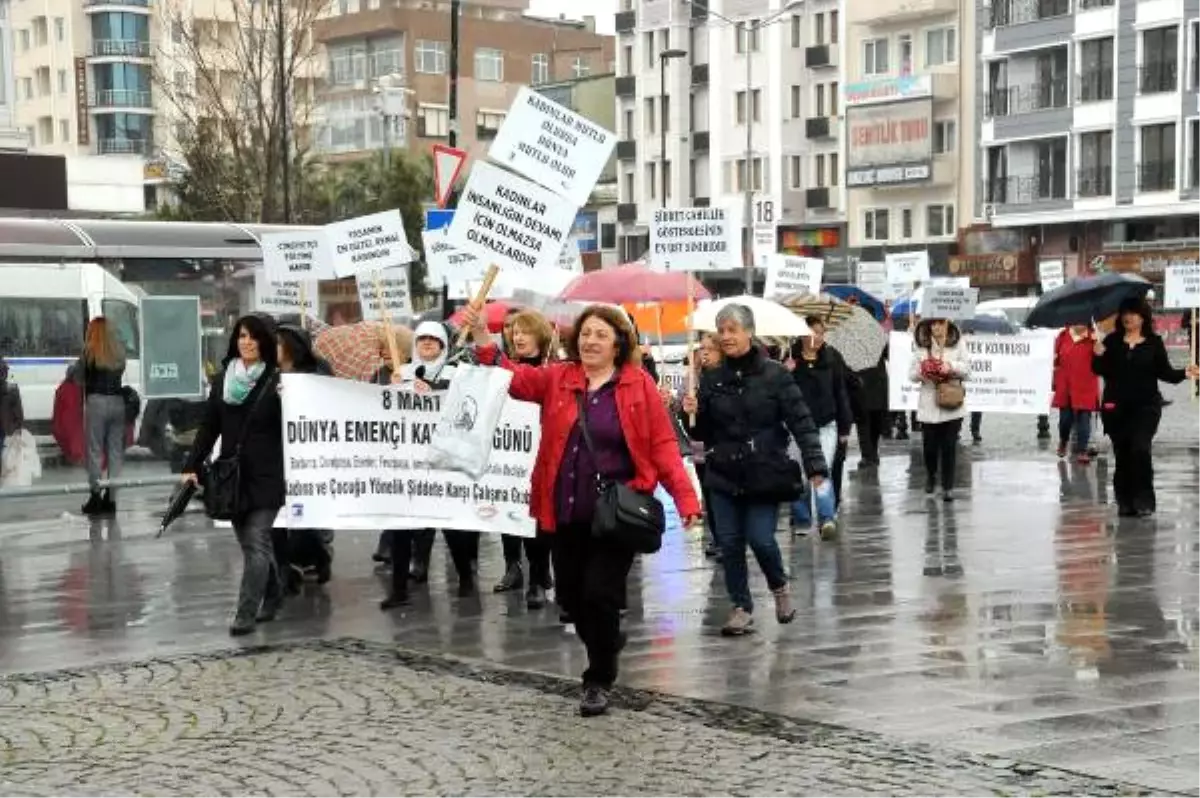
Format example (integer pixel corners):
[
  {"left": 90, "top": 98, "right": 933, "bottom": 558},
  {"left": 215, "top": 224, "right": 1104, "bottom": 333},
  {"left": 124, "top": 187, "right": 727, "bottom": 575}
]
[{"left": 0, "top": 0, "right": 27, "bottom": 150}]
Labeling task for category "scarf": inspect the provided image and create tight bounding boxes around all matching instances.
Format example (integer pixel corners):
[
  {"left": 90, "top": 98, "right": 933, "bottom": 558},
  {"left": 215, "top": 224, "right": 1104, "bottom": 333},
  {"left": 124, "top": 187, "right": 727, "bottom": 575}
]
[{"left": 223, "top": 359, "right": 266, "bottom": 406}]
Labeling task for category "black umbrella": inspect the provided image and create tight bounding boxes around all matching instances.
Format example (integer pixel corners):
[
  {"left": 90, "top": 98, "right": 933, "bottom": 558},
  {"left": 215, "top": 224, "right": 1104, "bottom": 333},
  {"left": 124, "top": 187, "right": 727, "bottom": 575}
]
[
  {"left": 1026, "top": 273, "right": 1151, "bottom": 329},
  {"left": 157, "top": 479, "right": 198, "bottom": 538},
  {"left": 960, "top": 313, "right": 1018, "bottom": 335}
]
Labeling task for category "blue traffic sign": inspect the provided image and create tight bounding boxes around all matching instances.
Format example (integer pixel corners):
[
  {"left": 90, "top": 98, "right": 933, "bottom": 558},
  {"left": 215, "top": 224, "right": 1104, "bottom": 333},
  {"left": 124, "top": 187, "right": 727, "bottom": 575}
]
[{"left": 425, "top": 209, "right": 454, "bottom": 231}]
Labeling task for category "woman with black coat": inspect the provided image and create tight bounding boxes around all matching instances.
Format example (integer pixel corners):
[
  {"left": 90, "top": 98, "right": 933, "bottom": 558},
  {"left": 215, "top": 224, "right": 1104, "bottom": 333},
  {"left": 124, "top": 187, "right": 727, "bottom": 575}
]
[
  {"left": 182, "top": 314, "right": 285, "bottom": 636},
  {"left": 853, "top": 346, "right": 890, "bottom": 469},
  {"left": 1093, "top": 298, "right": 1198, "bottom": 517}
]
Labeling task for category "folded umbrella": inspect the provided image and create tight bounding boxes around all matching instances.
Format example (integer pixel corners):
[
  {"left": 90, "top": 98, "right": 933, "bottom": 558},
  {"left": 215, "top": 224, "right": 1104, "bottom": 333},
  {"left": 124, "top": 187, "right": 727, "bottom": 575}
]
[
  {"left": 157, "top": 479, "right": 198, "bottom": 538},
  {"left": 1026, "top": 273, "right": 1151, "bottom": 329}
]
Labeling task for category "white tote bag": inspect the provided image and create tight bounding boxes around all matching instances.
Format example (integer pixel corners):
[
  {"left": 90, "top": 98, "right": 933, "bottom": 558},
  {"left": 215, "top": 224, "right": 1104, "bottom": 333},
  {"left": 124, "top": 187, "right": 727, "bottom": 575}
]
[{"left": 430, "top": 364, "right": 514, "bottom": 478}]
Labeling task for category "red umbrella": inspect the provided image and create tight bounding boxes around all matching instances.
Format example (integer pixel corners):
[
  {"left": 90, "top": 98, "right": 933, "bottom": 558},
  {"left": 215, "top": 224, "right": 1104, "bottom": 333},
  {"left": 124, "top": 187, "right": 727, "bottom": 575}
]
[
  {"left": 449, "top": 300, "right": 515, "bottom": 333},
  {"left": 557, "top": 264, "right": 711, "bottom": 304}
]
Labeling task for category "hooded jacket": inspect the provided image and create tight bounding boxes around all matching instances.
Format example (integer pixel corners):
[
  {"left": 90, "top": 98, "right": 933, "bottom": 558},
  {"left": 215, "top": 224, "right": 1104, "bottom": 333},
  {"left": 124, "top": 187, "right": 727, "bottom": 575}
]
[
  {"left": 399, "top": 320, "right": 456, "bottom": 387},
  {"left": 909, "top": 319, "right": 971, "bottom": 425}
]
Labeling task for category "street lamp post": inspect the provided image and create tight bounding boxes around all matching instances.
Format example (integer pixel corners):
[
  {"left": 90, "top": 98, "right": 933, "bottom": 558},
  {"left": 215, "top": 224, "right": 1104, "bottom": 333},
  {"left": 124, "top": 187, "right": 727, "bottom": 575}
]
[
  {"left": 658, "top": 48, "right": 688, "bottom": 210},
  {"left": 374, "top": 74, "right": 414, "bottom": 172}
]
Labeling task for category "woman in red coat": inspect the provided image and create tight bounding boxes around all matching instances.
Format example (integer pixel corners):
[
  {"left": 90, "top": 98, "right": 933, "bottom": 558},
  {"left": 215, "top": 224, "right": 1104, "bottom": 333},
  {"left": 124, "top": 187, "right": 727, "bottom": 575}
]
[
  {"left": 1052, "top": 325, "right": 1101, "bottom": 464},
  {"left": 465, "top": 303, "right": 700, "bottom": 719}
]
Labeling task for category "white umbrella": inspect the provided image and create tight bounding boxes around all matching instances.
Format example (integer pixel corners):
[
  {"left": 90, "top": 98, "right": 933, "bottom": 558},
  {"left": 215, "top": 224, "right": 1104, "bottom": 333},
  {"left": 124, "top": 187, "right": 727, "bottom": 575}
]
[{"left": 691, "top": 295, "right": 810, "bottom": 337}]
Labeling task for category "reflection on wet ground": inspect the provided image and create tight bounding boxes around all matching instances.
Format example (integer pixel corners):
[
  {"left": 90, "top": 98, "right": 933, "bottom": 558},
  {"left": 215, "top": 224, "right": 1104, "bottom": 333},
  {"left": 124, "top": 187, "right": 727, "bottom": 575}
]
[{"left": 0, "top": 416, "right": 1197, "bottom": 794}]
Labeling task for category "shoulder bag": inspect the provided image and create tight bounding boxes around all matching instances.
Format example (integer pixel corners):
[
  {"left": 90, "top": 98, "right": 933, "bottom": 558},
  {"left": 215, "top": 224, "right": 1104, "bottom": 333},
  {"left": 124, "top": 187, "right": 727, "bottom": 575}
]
[
  {"left": 934, "top": 351, "right": 965, "bottom": 410},
  {"left": 202, "top": 369, "right": 275, "bottom": 521},
  {"left": 575, "top": 393, "right": 665, "bottom": 554}
]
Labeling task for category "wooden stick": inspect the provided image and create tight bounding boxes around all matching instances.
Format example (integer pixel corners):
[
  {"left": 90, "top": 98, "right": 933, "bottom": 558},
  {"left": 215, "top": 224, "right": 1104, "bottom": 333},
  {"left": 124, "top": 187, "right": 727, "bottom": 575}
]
[
  {"left": 456, "top": 264, "right": 500, "bottom": 347},
  {"left": 685, "top": 276, "right": 696, "bottom": 426},
  {"left": 374, "top": 271, "right": 402, "bottom": 376},
  {"left": 298, "top": 282, "right": 309, "bottom": 330}
]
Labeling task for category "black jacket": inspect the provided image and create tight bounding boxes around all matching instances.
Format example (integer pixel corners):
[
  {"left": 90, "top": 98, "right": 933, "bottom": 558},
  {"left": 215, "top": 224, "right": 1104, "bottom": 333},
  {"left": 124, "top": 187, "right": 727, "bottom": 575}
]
[
  {"left": 185, "top": 368, "right": 285, "bottom": 514},
  {"left": 80, "top": 359, "right": 124, "bottom": 396},
  {"left": 790, "top": 343, "right": 853, "bottom": 436},
  {"left": 688, "top": 346, "right": 828, "bottom": 493},
  {"left": 1093, "top": 332, "right": 1186, "bottom": 416},
  {"left": 854, "top": 347, "right": 890, "bottom": 413}
]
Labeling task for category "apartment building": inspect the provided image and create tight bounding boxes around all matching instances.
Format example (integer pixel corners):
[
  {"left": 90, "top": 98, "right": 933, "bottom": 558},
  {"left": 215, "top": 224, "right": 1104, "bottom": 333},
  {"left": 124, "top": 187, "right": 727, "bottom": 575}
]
[
  {"left": 612, "top": 0, "right": 849, "bottom": 278},
  {"left": 843, "top": 0, "right": 976, "bottom": 276},
  {"left": 0, "top": 0, "right": 27, "bottom": 150},
  {"left": 978, "top": 0, "right": 1199, "bottom": 291},
  {"left": 311, "top": 0, "right": 614, "bottom": 163}
]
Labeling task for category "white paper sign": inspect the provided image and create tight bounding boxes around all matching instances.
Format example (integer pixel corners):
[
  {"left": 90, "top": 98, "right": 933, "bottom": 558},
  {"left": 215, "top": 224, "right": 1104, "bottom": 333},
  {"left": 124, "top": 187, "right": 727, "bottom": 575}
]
[
  {"left": 555, "top": 238, "right": 583, "bottom": 273},
  {"left": 261, "top": 229, "right": 335, "bottom": 282},
  {"left": 1164, "top": 263, "right": 1200, "bottom": 309},
  {"left": 885, "top": 250, "right": 931, "bottom": 286},
  {"left": 254, "top": 271, "right": 317, "bottom": 316},
  {"left": 649, "top": 206, "right": 739, "bottom": 271},
  {"left": 751, "top": 194, "right": 780, "bottom": 268},
  {"left": 921, "top": 284, "right": 978, "bottom": 320},
  {"left": 764, "top": 255, "right": 824, "bottom": 301},
  {"left": 357, "top": 266, "right": 414, "bottom": 323},
  {"left": 489, "top": 85, "right": 617, "bottom": 207},
  {"left": 1039, "top": 259, "right": 1065, "bottom": 293},
  {"left": 856, "top": 261, "right": 888, "bottom": 297},
  {"left": 326, "top": 210, "right": 416, "bottom": 278},
  {"left": 887, "top": 331, "right": 1053, "bottom": 414},
  {"left": 423, "top": 229, "right": 486, "bottom": 298},
  {"left": 446, "top": 161, "right": 577, "bottom": 274},
  {"left": 281, "top": 373, "right": 540, "bottom": 536}
]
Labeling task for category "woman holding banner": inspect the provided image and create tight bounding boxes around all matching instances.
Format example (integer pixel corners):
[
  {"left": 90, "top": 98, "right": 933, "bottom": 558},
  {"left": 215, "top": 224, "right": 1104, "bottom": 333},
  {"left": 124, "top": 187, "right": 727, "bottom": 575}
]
[
  {"left": 910, "top": 317, "right": 971, "bottom": 502},
  {"left": 464, "top": 303, "right": 700, "bottom": 718}
]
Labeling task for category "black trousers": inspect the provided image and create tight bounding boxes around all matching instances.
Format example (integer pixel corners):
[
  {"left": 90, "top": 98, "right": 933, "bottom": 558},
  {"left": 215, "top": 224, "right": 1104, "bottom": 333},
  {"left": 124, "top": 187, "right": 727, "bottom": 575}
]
[
  {"left": 552, "top": 522, "right": 634, "bottom": 688},
  {"left": 694, "top": 462, "right": 718, "bottom": 540},
  {"left": 970, "top": 412, "right": 982, "bottom": 439},
  {"left": 856, "top": 409, "right": 886, "bottom": 465},
  {"left": 500, "top": 533, "right": 553, "bottom": 588},
  {"left": 1108, "top": 407, "right": 1161, "bottom": 513},
  {"left": 390, "top": 528, "right": 478, "bottom": 595},
  {"left": 921, "top": 418, "right": 962, "bottom": 491}
]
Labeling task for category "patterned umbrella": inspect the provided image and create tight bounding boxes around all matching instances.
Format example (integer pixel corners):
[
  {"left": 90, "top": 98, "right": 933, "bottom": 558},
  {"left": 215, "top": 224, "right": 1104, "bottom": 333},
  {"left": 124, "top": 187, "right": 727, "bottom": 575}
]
[
  {"left": 822, "top": 303, "right": 889, "bottom": 372},
  {"left": 314, "top": 321, "right": 413, "bottom": 382},
  {"left": 781, "top": 293, "right": 858, "bottom": 326}
]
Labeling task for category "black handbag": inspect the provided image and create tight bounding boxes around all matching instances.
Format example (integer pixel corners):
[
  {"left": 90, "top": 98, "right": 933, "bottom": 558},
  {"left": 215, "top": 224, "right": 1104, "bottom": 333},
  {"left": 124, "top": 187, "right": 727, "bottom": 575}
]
[
  {"left": 574, "top": 393, "right": 665, "bottom": 554},
  {"left": 202, "top": 369, "right": 275, "bottom": 522}
]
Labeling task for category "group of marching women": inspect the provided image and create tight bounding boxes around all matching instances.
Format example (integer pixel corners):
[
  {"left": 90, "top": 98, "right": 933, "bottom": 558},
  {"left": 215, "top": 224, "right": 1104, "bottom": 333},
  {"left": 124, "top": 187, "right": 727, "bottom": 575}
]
[{"left": 180, "top": 294, "right": 1195, "bottom": 718}]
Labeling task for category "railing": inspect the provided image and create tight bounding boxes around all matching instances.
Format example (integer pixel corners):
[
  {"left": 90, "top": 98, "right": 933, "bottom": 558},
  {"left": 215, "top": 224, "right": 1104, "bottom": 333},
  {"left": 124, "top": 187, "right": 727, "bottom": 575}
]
[
  {"left": 987, "top": 0, "right": 1070, "bottom": 29},
  {"left": 1076, "top": 70, "right": 1113, "bottom": 102},
  {"left": 1078, "top": 0, "right": 1114, "bottom": 8},
  {"left": 1137, "top": 160, "right": 1176, "bottom": 192},
  {"left": 986, "top": 172, "right": 1068, "bottom": 205},
  {"left": 616, "top": 203, "right": 638, "bottom": 223},
  {"left": 806, "top": 187, "right": 831, "bottom": 208},
  {"left": 805, "top": 116, "right": 832, "bottom": 139},
  {"left": 615, "top": 75, "right": 636, "bottom": 98},
  {"left": 90, "top": 89, "right": 153, "bottom": 108},
  {"left": 691, "top": 64, "right": 709, "bottom": 86},
  {"left": 691, "top": 131, "right": 709, "bottom": 153},
  {"left": 805, "top": 45, "right": 832, "bottom": 68},
  {"left": 91, "top": 39, "right": 152, "bottom": 58},
  {"left": 97, "top": 138, "right": 151, "bottom": 155},
  {"left": 614, "top": 10, "right": 636, "bottom": 33},
  {"left": 985, "top": 77, "right": 1068, "bottom": 117},
  {"left": 84, "top": 0, "right": 150, "bottom": 6},
  {"left": 616, "top": 139, "right": 637, "bottom": 160},
  {"left": 690, "top": 0, "right": 708, "bottom": 21},
  {"left": 1138, "top": 62, "right": 1178, "bottom": 94},
  {"left": 1075, "top": 166, "right": 1112, "bottom": 197}
]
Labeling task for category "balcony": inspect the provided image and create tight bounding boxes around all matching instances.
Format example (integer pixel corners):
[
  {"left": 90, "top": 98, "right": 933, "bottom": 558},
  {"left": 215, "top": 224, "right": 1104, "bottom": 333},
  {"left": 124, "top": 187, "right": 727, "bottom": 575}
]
[
  {"left": 805, "top": 116, "right": 834, "bottom": 139},
  {"left": 617, "top": 203, "right": 638, "bottom": 223},
  {"left": 805, "top": 44, "right": 837, "bottom": 69},
  {"left": 89, "top": 89, "right": 153, "bottom": 110},
  {"left": 1138, "top": 62, "right": 1178, "bottom": 95},
  {"left": 693, "top": 197, "right": 710, "bottom": 207},
  {"left": 615, "top": 75, "right": 636, "bottom": 98},
  {"left": 1136, "top": 160, "right": 1176, "bottom": 193},
  {"left": 1078, "top": 0, "right": 1114, "bottom": 8},
  {"left": 614, "top": 10, "right": 635, "bottom": 34},
  {"left": 1076, "top": 166, "right": 1112, "bottom": 198},
  {"left": 985, "top": 77, "right": 1068, "bottom": 117},
  {"left": 90, "top": 39, "right": 152, "bottom": 58},
  {"left": 985, "top": 173, "right": 1068, "bottom": 205},
  {"left": 476, "top": 125, "right": 499, "bottom": 141},
  {"left": 691, "top": 64, "right": 708, "bottom": 87},
  {"left": 690, "top": 0, "right": 708, "bottom": 21},
  {"left": 868, "top": 0, "right": 957, "bottom": 23},
  {"left": 806, "top": 187, "right": 833, "bottom": 209},
  {"left": 987, "top": 0, "right": 1070, "bottom": 29},
  {"left": 97, "top": 138, "right": 150, "bottom": 155},
  {"left": 691, "top": 131, "right": 709, "bottom": 154},
  {"left": 616, "top": 139, "right": 637, "bottom": 160},
  {"left": 1076, "top": 70, "right": 1113, "bottom": 103}
]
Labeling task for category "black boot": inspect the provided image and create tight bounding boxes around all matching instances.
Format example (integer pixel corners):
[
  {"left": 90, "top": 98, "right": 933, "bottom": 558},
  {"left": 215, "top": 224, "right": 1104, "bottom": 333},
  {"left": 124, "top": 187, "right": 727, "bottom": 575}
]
[
  {"left": 526, "top": 584, "right": 547, "bottom": 610},
  {"left": 457, "top": 572, "right": 477, "bottom": 597},
  {"left": 100, "top": 489, "right": 116, "bottom": 515},
  {"left": 493, "top": 562, "right": 524, "bottom": 593},
  {"left": 380, "top": 591, "right": 410, "bottom": 610},
  {"left": 924, "top": 476, "right": 936, "bottom": 495},
  {"left": 82, "top": 491, "right": 104, "bottom": 516}
]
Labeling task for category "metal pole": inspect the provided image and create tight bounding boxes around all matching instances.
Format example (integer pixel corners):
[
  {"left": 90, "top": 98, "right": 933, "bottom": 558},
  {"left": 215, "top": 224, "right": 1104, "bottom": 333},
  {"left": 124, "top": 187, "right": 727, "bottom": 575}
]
[
  {"left": 277, "top": 0, "right": 291, "bottom": 223},
  {"left": 660, "top": 54, "right": 667, "bottom": 208},
  {"left": 383, "top": 103, "right": 391, "bottom": 172},
  {"left": 448, "top": 0, "right": 460, "bottom": 150},
  {"left": 743, "top": 26, "right": 753, "bottom": 293},
  {"left": 0, "top": 474, "right": 182, "bottom": 500}
]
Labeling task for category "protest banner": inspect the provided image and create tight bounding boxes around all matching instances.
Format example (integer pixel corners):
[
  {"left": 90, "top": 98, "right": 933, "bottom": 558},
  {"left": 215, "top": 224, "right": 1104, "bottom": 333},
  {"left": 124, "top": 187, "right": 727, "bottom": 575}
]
[
  {"left": 445, "top": 161, "right": 577, "bottom": 274},
  {"left": 261, "top": 229, "right": 335, "bottom": 282},
  {"left": 856, "top": 261, "right": 887, "bottom": 297},
  {"left": 489, "top": 85, "right": 616, "bottom": 207},
  {"left": 885, "top": 250, "right": 931, "bottom": 286},
  {"left": 357, "top": 265, "right": 413, "bottom": 323},
  {"left": 326, "top": 210, "right": 416, "bottom": 279},
  {"left": 254, "top": 271, "right": 317, "bottom": 316},
  {"left": 1039, "top": 259, "right": 1065, "bottom": 293},
  {"left": 649, "top": 206, "right": 739, "bottom": 271},
  {"left": 280, "top": 373, "right": 540, "bottom": 537},
  {"left": 764, "top": 255, "right": 823, "bottom": 301},
  {"left": 1164, "top": 263, "right": 1200, "bottom": 309},
  {"left": 887, "top": 330, "right": 1053, "bottom": 413},
  {"left": 921, "top": 284, "right": 978, "bottom": 320},
  {"left": 422, "top": 228, "right": 487, "bottom": 298}
]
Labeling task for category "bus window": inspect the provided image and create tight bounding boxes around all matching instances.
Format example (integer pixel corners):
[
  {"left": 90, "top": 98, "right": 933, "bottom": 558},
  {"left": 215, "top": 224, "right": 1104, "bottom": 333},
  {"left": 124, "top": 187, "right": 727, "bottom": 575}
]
[
  {"left": 101, "top": 299, "right": 141, "bottom": 359},
  {"left": 0, "top": 298, "right": 87, "bottom": 358}
]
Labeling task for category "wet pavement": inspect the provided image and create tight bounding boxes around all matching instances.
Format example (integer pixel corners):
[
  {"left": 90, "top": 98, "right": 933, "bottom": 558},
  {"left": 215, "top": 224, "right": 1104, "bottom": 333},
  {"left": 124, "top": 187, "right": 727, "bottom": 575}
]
[{"left": 0, "top": 388, "right": 1197, "bottom": 796}]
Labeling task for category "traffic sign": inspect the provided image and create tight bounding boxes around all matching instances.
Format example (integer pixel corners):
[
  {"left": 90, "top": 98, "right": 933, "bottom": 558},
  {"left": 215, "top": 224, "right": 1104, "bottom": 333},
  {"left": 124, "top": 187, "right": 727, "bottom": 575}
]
[
  {"left": 432, "top": 143, "right": 467, "bottom": 209},
  {"left": 425, "top": 209, "right": 454, "bottom": 231}
]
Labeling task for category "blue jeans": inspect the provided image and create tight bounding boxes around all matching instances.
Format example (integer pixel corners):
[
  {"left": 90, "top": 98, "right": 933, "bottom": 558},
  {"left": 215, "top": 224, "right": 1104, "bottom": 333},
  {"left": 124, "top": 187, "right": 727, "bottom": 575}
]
[
  {"left": 791, "top": 478, "right": 837, "bottom": 527},
  {"left": 1058, "top": 409, "right": 1092, "bottom": 454},
  {"left": 708, "top": 490, "right": 787, "bottom": 614}
]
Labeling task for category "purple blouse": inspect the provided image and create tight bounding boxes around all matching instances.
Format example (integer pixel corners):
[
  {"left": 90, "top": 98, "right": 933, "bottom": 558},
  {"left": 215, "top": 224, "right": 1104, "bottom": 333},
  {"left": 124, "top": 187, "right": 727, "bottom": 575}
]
[{"left": 554, "top": 380, "right": 635, "bottom": 526}]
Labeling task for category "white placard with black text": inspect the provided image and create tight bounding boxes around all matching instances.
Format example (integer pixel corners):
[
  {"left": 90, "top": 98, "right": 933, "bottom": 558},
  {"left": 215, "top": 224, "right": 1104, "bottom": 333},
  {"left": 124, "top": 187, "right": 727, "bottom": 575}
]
[
  {"left": 423, "top": 229, "right": 487, "bottom": 298},
  {"left": 649, "top": 206, "right": 739, "bottom": 271},
  {"left": 856, "top": 261, "right": 888, "bottom": 297},
  {"left": 921, "top": 284, "right": 978, "bottom": 321},
  {"left": 1039, "top": 259, "right": 1065, "bottom": 293},
  {"left": 1164, "top": 263, "right": 1200, "bottom": 309},
  {"left": 254, "top": 271, "right": 318, "bottom": 316},
  {"left": 357, "top": 265, "right": 414, "bottom": 323},
  {"left": 885, "top": 250, "right": 931, "bottom": 286},
  {"left": 764, "top": 255, "right": 824, "bottom": 301},
  {"left": 326, "top": 210, "right": 416, "bottom": 278},
  {"left": 751, "top": 195, "right": 780, "bottom": 268},
  {"left": 261, "top": 229, "right": 335, "bottom": 282}
]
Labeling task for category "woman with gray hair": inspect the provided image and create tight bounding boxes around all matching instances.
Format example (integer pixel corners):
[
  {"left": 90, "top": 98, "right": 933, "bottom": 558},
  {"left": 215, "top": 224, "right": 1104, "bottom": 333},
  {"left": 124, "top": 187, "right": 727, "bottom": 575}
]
[{"left": 682, "top": 304, "right": 829, "bottom": 636}]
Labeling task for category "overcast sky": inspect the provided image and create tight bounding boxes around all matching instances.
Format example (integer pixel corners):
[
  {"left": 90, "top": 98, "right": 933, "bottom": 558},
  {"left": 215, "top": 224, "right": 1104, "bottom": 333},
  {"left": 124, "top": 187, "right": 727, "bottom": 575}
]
[{"left": 528, "top": 0, "right": 618, "bottom": 34}]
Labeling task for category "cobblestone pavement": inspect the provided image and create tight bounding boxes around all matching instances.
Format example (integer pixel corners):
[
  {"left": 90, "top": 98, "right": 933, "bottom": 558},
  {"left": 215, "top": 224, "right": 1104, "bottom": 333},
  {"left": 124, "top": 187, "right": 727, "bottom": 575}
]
[{"left": 0, "top": 640, "right": 1166, "bottom": 796}]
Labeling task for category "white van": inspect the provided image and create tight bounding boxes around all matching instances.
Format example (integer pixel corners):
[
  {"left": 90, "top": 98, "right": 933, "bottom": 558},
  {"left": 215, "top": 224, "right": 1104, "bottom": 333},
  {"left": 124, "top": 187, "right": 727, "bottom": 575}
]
[
  {"left": 0, "top": 263, "right": 142, "bottom": 436},
  {"left": 976, "top": 297, "right": 1040, "bottom": 329}
]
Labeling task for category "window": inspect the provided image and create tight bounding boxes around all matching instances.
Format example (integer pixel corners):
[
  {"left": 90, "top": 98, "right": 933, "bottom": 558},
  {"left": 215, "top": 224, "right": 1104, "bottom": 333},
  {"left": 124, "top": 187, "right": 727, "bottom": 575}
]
[
  {"left": 19, "top": 29, "right": 29, "bottom": 51},
  {"left": 898, "top": 33, "right": 913, "bottom": 74},
  {"left": 790, "top": 85, "right": 801, "bottom": 118},
  {"left": 689, "top": 158, "right": 697, "bottom": 197},
  {"left": 644, "top": 32, "right": 655, "bottom": 68},
  {"left": 35, "top": 67, "right": 51, "bottom": 94},
  {"left": 645, "top": 161, "right": 657, "bottom": 201},
  {"left": 601, "top": 223, "right": 617, "bottom": 250},
  {"left": 926, "top": 204, "right": 955, "bottom": 237},
  {"left": 831, "top": 10, "right": 839, "bottom": 43},
  {"left": 59, "top": 119, "right": 69, "bottom": 144},
  {"left": 790, "top": 155, "right": 803, "bottom": 189},
  {"left": 736, "top": 91, "right": 746, "bottom": 124},
  {"left": 417, "top": 104, "right": 449, "bottom": 138},
  {"left": 815, "top": 153, "right": 826, "bottom": 187},
  {"left": 477, "top": 110, "right": 505, "bottom": 139},
  {"left": 661, "top": 95, "right": 670, "bottom": 132},
  {"left": 863, "top": 209, "right": 889, "bottom": 241},
  {"left": 752, "top": 89, "right": 761, "bottom": 122},
  {"left": 0, "top": 39, "right": 5, "bottom": 105},
  {"left": 815, "top": 84, "right": 826, "bottom": 117},
  {"left": 925, "top": 26, "right": 956, "bottom": 67},
  {"left": 831, "top": 153, "right": 839, "bottom": 186},
  {"left": 174, "top": 69, "right": 188, "bottom": 94},
  {"left": 932, "top": 120, "right": 956, "bottom": 154},
  {"left": 1138, "top": 122, "right": 1176, "bottom": 191},
  {"left": 101, "top": 300, "right": 140, "bottom": 359},
  {"left": 1190, "top": 20, "right": 1199, "bottom": 90},
  {"left": 1079, "top": 37, "right": 1114, "bottom": 101},
  {"left": 1078, "top": 129, "right": 1113, "bottom": 196},
  {"left": 573, "top": 55, "right": 590, "bottom": 79},
  {"left": 1139, "top": 27, "right": 1178, "bottom": 93},
  {"left": 32, "top": 17, "right": 47, "bottom": 46},
  {"left": 644, "top": 97, "right": 656, "bottom": 133},
  {"left": 814, "top": 13, "right": 825, "bottom": 45},
  {"left": 732, "top": 158, "right": 765, "bottom": 192},
  {"left": 0, "top": 298, "right": 86, "bottom": 358},
  {"left": 736, "top": 22, "right": 760, "bottom": 54},
  {"left": 900, "top": 208, "right": 913, "bottom": 239},
  {"left": 830, "top": 81, "right": 839, "bottom": 116},
  {"left": 415, "top": 40, "right": 447, "bottom": 75},
  {"left": 57, "top": 69, "right": 67, "bottom": 94},
  {"left": 474, "top": 48, "right": 503, "bottom": 82},
  {"left": 329, "top": 43, "right": 366, "bottom": 85},
  {"left": 54, "top": 17, "right": 64, "bottom": 42},
  {"left": 663, "top": 160, "right": 672, "bottom": 199},
  {"left": 621, "top": 45, "right": 633, "bottom": 76},
  {"left": 1187, "top": 119, "right": 1199, "bottom": 187},
  {"left": 368, "top": 36, "right": 404, "bottom": 78},
  {"left": 791, "top": 15, "right": 801, "bottom": 48},
  {"left": 734, "top": 90, "right": 761, "bottom": 123},
  {"left": 863, "top": 37, "right": 888, "bottom": 76},
  {"left": 22, "top": 77, "right": 32, "bottom": 100},
  {"left": 531, "top": 53, "right": 549, "bottom": 84},
  {"left": 622, "top": 169, "right": 634, "bottom": 201},
  {"left": 623, "top": 108, "right": 633, "bottom": 138},
  {"left": 171, "top": 19, "right": 183, "bottom": 44}
]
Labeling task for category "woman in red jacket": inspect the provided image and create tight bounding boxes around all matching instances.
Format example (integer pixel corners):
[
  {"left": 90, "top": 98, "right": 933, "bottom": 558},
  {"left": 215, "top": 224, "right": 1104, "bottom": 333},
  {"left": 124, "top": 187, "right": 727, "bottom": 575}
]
[
  {"left": 1052, "top": 324, "right": 1101, "bottom": 464},
  {"left": 465, "top": 303, "right": 700, "bottom": 718}
]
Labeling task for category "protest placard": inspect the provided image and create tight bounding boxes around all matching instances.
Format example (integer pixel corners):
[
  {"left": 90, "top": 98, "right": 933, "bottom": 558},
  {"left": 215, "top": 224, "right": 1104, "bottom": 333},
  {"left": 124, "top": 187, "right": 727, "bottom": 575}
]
[
  {"left": 887, "top": 331, "right": 1053, "bottom": 413},
  {"left": 489, "top": 85, "right": 616, "bottom": 207},
  {"left": 556, "top": 238, "right": 583, "bottom": 273},
  {"left": 445, "top": 161, "right": 577, "bottom": 274},
  {"left": 856, "top": 261, "right": 887, "bottom": 297},
  {"left": 261, "top": 229, "right": 335, "bottom": 282},
  {"left": 1039, "top": 259, "right": 1065, "bottom": 293},
  {"left": 357, "top": 265, "right": 413, "bottom": 323},
  {"left": 649, "top": 206, "right": 739, "bottom": 271},
  {"left": 254, "top": 271, "right": 317, "bottom": 316},
  {"left": 422, "top": 228, "right": 487, "bottom": 298},
  {"left": 885, "top": 250, "right": 931, "bottom": 286},
  {"left": 921, "top": 284, "right": 978, "bottom": 320},
  {"left": 280, "top": 373, "right": 540, "bottom": 536},
  {"left": 658, "top": 361, "right": 689, "bottom": 397},
  {"left": 751, "top": 194, "right": 779, "bottom": 268},
  {"left": 1164, "top": 263, "right": 1200, "bottom": 309},
  {"left": 326, "top": 210, "right": 416, "bottom": 278},
  {"left": 763, "top": 255, "right": 824, "bottom": 301}
]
